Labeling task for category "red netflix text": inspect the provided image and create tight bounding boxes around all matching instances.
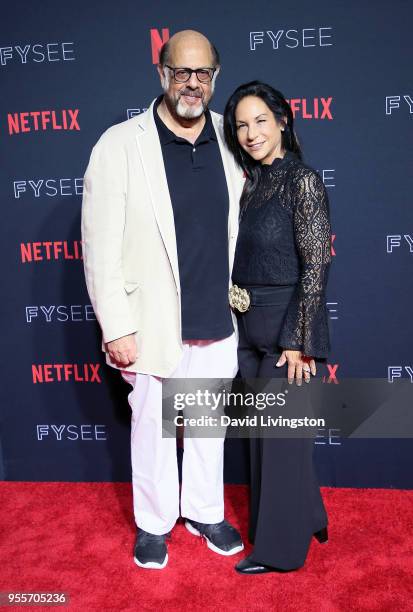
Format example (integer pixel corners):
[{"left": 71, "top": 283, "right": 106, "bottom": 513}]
[
  {"left": 323, "top": 364, "right": 339, "bottom": 384},
  {"left": 8, "top": 109, "right": 80, "bottom": 134},
  {"left": 32, "top": 363, "right": 101, "bottom": 384},
  {"left": 21, "top": 241, "right": 83, "bottom": 262},
  {"left": 286, "top": 98, "right": 333, "bottom": 120}
]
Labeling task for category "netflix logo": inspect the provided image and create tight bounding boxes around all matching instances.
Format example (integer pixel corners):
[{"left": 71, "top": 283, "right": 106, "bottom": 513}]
[
  {"left": 150, "top": 28, "right": 170, "bottom": 64},
  {"left": 21, "top": 241, "right": 83, "bottom": 263},
  {"left": 331, "top": 234, "right": 336, "bottom": 257},
  {"left": 7, "top": 109, "right": 80, "bottom": 135},
  {"left": 286, "top": 97, "right": 333, "bottom": 120},
  {"left": 32, "top": 363, "right": 101, "bottom": 384},
  {"left": 322, "top": 364, "right": 339, "bottom": 384}
]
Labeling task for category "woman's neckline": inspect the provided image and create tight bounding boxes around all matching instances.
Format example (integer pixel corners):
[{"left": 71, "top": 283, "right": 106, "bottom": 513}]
[{"left": 261, "top": 150, "right": 293, "bottom": 170}]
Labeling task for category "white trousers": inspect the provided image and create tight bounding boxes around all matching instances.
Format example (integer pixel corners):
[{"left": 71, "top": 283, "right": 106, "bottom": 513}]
[{"left": 121, "top": 333, "right": 238, "bottom": 535}]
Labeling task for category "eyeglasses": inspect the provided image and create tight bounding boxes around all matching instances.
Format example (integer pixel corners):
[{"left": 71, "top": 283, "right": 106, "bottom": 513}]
[{"left": 165, "top": 65, "right": 216, "bottom": 83}]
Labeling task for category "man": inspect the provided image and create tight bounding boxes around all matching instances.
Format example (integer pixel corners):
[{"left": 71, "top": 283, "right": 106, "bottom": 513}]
[{"left": 81, "top": 30, "right": 244, "bottom": 569}]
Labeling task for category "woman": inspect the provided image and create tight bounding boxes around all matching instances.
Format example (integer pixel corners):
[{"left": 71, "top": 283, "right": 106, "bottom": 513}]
[{"left": 223, "top": 81, "right": 331, "bottom": 574}]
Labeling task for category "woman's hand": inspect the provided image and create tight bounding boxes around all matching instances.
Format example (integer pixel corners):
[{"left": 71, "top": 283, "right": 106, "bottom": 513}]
[{"left": 275, "top": 350, "right": 316, "bottom": 385}]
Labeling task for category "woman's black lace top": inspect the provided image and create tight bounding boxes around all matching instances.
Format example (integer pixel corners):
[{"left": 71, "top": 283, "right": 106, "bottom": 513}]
[{"left": 232, "top": 152, "right": 331, "bottom": 358}]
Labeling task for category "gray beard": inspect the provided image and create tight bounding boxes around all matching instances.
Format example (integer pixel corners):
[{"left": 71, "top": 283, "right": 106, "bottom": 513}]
[
  {"left": 175, "top": 96, "right": 205, "bottom": 119},
  {"left": 161, "top": 79, "right": 207, "bottom": 120}
]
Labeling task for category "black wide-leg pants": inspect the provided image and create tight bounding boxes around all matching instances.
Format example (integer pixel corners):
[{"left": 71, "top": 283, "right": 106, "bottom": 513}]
[{"left": 236, "top": 285, "right": 328, "bottom": 570}]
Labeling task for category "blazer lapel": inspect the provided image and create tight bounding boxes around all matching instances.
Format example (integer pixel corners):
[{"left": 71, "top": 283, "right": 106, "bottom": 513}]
[
  {"left": 211, "top": 112, "right": 241, "bottom": 241},
  {"left": 135, "top": 100, "right": 180, "bottom": 292}
]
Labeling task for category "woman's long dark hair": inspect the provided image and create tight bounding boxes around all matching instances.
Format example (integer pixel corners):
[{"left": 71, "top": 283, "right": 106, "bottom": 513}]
[{"left": 223, "top": 81, "right": 302, "bottom": 209}]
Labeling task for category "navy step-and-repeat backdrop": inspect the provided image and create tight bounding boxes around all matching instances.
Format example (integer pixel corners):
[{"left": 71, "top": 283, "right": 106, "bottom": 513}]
[{"left": 1, "top": 0, "right": 412, "bottom": 486}]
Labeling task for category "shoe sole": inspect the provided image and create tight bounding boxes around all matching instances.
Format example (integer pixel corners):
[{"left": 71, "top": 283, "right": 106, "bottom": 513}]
[
  {"left": 185, "top": 521, "right": 244, "bottom": 556},
  {"left": 134, "top": 553, "right": 168, "bottom": 570}
]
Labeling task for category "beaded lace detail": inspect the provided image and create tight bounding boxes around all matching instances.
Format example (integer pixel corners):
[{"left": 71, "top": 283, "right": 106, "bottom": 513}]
[{"left": 232, "top": 155, "right": 331, "bottom": 358}]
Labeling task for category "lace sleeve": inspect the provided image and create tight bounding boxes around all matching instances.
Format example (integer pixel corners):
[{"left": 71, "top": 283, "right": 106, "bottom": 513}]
[{"left": 278, "top": 167, "right": 332, "bottom": 358}]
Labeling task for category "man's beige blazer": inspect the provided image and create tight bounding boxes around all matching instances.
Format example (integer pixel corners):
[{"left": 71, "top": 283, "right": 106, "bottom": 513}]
[{"left": 81, "top": 98, "right": 244, "bottom": 377}]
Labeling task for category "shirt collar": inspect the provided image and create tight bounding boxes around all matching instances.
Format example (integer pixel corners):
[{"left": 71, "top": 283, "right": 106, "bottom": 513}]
[{"left": 154, "top": 95, "right": 217, "bottom": 145}]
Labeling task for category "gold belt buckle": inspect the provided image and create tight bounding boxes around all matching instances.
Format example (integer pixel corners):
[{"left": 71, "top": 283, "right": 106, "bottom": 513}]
[{"left": 229, "top": 284, "right": 251, "bottom": 313}]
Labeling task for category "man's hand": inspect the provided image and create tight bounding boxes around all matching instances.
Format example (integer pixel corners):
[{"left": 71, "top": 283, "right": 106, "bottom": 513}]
[
  {"left": 276, "top": 350, "right": 316, "bottom": 385},
  {"left": 106, "top": 334, "right": 138, "bottom": 367}
]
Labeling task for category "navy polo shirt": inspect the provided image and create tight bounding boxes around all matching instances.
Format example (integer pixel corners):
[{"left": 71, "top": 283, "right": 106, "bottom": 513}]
[{"left": 154, "top": 96, "right": 233, "bottom": 340}]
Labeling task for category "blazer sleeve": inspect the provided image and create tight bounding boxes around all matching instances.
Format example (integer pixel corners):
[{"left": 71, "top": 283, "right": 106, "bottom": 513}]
[
  {"left": 278, "top": 168, "right": 331, "bottom": 358},
  {"left": 81, "top": 134, "right": 137, "bottom": 344}
]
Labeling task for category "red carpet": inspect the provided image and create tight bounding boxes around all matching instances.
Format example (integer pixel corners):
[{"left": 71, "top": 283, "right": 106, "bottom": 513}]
[{"left": 0, "top": 483, "right": 412, "bottom": 611}]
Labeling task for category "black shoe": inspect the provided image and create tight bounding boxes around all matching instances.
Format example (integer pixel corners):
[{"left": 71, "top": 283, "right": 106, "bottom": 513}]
[
  {"left": 134, "top": 528, "right": 169, "bottom": 569},
  {"left": 185, "top": 518, "right": 244, "bottom": 556},
  {"left": 235, "top": 555, "right": 298, "bottom": 574},
  {"left": 314, "top": 527, "right": 328, "bottom": 544},
  {"left": 235, "top": 555, "right": 277, "bottom": 575}
]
